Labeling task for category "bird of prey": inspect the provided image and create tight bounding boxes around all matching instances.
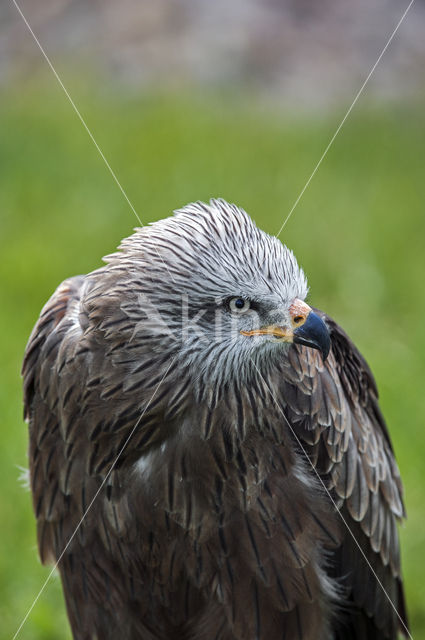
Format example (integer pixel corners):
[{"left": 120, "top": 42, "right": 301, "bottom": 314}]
[{"left": 23, "top": 199, "right": 408, "bottom": 640}]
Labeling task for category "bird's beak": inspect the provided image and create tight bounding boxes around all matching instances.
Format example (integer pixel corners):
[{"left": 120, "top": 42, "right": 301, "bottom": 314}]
[{"left": 240, "top": 298, "right": 330, "bottom": 361}]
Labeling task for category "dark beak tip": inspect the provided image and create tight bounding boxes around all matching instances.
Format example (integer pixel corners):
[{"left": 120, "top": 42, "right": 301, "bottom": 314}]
[
  {"left": 293, "top": 311, "right": 331, "bottom": 362},
  {"left": 321, "top": 338, "right": 331, "bottom": 362}
]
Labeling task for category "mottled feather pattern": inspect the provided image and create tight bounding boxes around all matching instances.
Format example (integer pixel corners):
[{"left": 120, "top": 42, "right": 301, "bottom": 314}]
[
  {"left": 277, "top": 312, "right": 407, "bottom": 638},
  {"left": 22, "top": 200, "right": 407, "bottom": 639}
]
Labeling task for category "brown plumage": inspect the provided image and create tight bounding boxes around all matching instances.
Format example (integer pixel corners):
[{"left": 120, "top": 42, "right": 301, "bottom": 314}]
[{"left": 23, "top": 200, "right": 408, "bottom": 639}]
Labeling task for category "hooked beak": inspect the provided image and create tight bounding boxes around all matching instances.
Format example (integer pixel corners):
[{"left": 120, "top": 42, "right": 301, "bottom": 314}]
[
  {"left": 292, "top": 310, "right": 330, "bottom": 361},
  {"left": 240, "top": 299, "right": 330, "bottom": 361}
]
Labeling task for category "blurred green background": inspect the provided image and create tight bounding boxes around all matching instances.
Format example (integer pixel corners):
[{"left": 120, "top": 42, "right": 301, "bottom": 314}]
[{"left": 1, "top": 78, "right": 425, "bottom": 639}]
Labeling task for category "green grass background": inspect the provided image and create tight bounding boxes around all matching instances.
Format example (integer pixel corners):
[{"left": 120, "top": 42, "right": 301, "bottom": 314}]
[{"left": 1, "top": 79, "right": 424, "bottom": 638}]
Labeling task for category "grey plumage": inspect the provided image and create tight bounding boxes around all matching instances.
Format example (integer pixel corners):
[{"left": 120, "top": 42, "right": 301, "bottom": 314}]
[{"left": 23, "top": 199, "right": 408, "bottom": 639}]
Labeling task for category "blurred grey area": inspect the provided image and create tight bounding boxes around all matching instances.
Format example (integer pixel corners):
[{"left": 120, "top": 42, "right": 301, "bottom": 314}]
[{"left": 1, "top": 0, "right": 425, "bottom": 107}]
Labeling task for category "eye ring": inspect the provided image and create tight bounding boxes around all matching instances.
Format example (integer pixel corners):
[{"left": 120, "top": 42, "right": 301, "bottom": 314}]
[{"left": 228, "top": 297, "right": 251, "bottom": 314}]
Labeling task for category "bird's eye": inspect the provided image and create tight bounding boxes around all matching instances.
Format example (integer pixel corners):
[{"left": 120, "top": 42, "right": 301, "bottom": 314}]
[{"left": 228, "top": 298, "right": 251, "bottom": 313}]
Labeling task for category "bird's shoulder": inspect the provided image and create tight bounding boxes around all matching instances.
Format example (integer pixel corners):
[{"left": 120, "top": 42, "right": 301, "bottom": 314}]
[
  {"left": 23, "top": 275, "right": 86, "bottom": 416},
  {"left": 280, "top": 308, "right": 408, "bottom": 638},
  {"left": 283, "top": 308, "right": 405, "bottom": 522}
]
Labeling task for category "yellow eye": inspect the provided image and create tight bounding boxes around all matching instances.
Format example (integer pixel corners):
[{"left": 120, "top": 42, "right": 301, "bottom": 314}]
[{"left": 229, "top": 298, "right": 251, "bottom": 313}]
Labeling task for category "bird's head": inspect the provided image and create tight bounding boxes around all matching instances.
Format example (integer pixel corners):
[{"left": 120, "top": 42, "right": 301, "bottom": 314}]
[{"left": 108, "top": 199, "right": 330, "bottom": 393}]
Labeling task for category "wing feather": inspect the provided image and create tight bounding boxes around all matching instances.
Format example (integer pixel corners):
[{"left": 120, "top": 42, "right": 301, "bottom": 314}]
[{"left": 280, "top": 310, "right": 408, "bottom": 639}]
